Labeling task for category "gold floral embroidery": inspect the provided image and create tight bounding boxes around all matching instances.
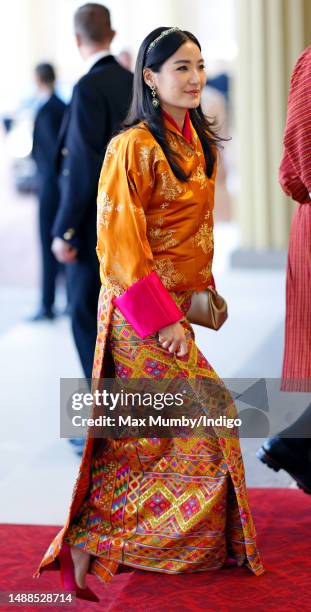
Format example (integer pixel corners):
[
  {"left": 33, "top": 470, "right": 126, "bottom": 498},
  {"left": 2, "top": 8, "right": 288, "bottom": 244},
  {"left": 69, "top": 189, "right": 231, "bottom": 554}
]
[
  {"left": 148, "top": 227, "right": 179, "bottom": 252},
  {"left": 97, "top": 191, "right": 113, "bottom": 228},
  {"left": 139, "top": 145, "right": 150, "bottom": 174},
  {"left": 104, "top": 139, "right": 118, "bottom": 164},
  {"left": 191, "top": 164, "right": 208, "bottom": 189},
  {"left": 167, "top": 135, "right": 179, "bottom": 152},
  {"left": 178, "top": 137, "right": 195, "bottom": 158},
  {"left": 160, "top": 171, "right": 183, "bottom": 200},
  {"left": 138, "top": 144, "right": 163, "bottom": 184},
  {"left": 155, "top": 216, "right": 164, "bottom": 226},
  {"left": 148, "top": 228, "right": 162, "bottom": 240},
  {"left": 158, "top": 237, "right": 179, "bottom": 252},
  {"left": 195, "top": 224, "right": 214, "bottom": 254},
  {"left": 153, "top": 258, "right": 185, "bottom": 288},
  {"left": 184, "top": 147, "right": 195, "bottom": 159},
  {"left": 139, "top": 145, "right": 154, "bottom": 187},
  {"left": 199, "top": 262, "right": 212, "bottom": 283},
  {"left": 99, "top": 253, "right": 124, "bottom": 295},
  {"left": 97, "top": 121, "right": 217, "bottom": 301}
]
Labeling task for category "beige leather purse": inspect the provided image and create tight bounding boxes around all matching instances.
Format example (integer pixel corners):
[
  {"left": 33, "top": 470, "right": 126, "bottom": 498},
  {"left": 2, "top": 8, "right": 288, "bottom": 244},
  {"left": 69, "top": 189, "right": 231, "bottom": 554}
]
[{"left": 187, "top": 287, "right": 228, "bottom": 330}]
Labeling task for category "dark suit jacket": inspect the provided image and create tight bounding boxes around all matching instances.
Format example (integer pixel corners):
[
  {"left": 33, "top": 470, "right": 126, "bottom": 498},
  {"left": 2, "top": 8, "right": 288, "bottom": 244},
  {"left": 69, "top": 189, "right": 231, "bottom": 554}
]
[
  {"left": 32, "top": 93, "right": 66, "bottom": 190},
  {"left": 52, "top": 55, "right": 133, "bottom": 251}
]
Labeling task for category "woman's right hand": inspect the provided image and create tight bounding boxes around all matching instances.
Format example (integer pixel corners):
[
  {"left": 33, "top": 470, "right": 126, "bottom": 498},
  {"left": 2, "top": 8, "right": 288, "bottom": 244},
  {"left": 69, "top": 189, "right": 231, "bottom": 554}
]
[{"left": 158, "top": 321, "right": 188, "bottom": 357}]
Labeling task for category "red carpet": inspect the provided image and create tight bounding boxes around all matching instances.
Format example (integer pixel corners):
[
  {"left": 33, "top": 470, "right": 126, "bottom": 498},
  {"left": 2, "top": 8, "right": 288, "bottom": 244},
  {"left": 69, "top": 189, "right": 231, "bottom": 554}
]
[{"left": 0, "top": 489, "right": 310, "bottom": 612}]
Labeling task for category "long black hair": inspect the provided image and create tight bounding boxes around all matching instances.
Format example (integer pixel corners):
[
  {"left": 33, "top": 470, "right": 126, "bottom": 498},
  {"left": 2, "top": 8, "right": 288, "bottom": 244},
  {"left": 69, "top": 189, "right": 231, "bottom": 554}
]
[{"left": 123, "top": 27, "right": 224, "bottom": 180}]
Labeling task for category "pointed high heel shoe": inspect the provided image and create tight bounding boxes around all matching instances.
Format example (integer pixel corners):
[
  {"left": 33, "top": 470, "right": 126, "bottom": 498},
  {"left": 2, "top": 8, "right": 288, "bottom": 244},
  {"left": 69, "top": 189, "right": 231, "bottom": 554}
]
[{"left": 57, "top": 543, "right": 99, "bottom": 602}]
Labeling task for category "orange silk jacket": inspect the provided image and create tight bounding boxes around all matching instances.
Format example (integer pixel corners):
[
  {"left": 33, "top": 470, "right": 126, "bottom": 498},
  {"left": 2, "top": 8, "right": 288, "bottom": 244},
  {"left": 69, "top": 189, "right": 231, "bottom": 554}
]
[{"left": 96, "top": 115, "right": 217, "bottom": 299}]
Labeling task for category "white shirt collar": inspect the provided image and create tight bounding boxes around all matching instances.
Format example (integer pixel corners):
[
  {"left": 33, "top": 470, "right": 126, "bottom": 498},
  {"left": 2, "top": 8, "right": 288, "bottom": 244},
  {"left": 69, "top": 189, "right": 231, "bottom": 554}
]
[
  {"left": 85, "top": 49, "right": 112, "bottom": 73},
  {"left": 37, "top": 91, "right": 52, "bottom": 104},
  {"left": 34, "top": 91, "right": 53, "bottom": 114}
]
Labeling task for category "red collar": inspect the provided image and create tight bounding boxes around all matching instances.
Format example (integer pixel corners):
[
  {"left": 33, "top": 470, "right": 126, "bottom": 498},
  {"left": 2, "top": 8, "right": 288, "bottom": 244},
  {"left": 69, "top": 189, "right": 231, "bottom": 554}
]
[{"left": 162, "top": 110, "right": 192, "bottom": 144}]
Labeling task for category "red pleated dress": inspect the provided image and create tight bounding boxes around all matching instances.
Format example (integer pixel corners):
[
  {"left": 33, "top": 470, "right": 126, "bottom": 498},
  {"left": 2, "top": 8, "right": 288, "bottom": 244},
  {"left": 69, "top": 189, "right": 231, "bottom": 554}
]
[{"left": 279, "top": 45, "right": 311, "bottom": 391}]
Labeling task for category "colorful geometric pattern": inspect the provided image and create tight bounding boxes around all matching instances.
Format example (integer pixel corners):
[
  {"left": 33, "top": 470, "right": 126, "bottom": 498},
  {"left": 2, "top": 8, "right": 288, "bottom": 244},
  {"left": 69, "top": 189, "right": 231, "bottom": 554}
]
[{"left": 34, "top": 290, "right": 264, "bottom": 583}]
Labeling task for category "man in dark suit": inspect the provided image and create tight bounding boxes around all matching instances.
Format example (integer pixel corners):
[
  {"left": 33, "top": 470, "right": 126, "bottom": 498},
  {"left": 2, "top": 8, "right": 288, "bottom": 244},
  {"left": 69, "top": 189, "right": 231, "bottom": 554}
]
[
  {"left": 32, "top": 63, "right": 66, "bottom": 321},
  {"left": 51, "top": 3, "right": 133, "bottom": 379}
]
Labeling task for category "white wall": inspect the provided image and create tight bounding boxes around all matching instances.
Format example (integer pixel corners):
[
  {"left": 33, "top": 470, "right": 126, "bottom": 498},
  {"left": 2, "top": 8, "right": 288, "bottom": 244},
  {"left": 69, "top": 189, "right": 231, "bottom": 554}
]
[
  {"left": 71, "top": 0, "right": 237, "bottom": 62},
  {"left": 0, "top": 0, "right": 236, "bottom": 112}
]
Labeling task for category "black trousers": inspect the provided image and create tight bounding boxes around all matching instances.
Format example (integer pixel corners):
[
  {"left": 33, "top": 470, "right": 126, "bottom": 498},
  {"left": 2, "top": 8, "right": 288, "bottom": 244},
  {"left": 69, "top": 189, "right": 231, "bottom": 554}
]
[
  {"left": 38, "top": 181, "right": 63, "bottom": 310},
  {"left": 39, "top": 205, "right": 58, "bottom": 310},
  {"left": 66, "top": 248, "right": 100, "bottom": 380}
]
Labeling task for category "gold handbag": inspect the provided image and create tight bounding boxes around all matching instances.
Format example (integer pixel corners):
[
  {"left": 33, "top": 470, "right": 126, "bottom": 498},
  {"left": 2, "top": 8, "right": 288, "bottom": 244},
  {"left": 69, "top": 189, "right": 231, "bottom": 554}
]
[{"left": 187, "top": 287, "right": 228, "bottom": 330}]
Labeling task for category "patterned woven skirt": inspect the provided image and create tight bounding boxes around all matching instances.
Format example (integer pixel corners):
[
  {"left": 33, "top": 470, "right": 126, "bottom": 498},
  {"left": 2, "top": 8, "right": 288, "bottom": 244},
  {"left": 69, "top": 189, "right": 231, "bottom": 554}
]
[{"left": 59, "top": 291, "right": 264, "bottom": 582}]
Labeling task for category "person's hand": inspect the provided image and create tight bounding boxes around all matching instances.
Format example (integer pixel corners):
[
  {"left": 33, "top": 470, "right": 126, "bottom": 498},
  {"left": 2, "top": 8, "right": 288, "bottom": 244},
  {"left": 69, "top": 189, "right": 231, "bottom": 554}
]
[
  {"left": 158, "top": 322, "right": 188, "bottom": 357},
  {"left": 51, "top": 237, "right": 78, "bottom": 263}
]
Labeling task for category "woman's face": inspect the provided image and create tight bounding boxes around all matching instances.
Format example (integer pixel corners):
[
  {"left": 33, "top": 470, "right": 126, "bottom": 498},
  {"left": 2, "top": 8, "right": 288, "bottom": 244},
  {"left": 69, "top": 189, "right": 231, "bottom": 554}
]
[{"left": 145, "top": 40, "right": 206, "bottom": 111}]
